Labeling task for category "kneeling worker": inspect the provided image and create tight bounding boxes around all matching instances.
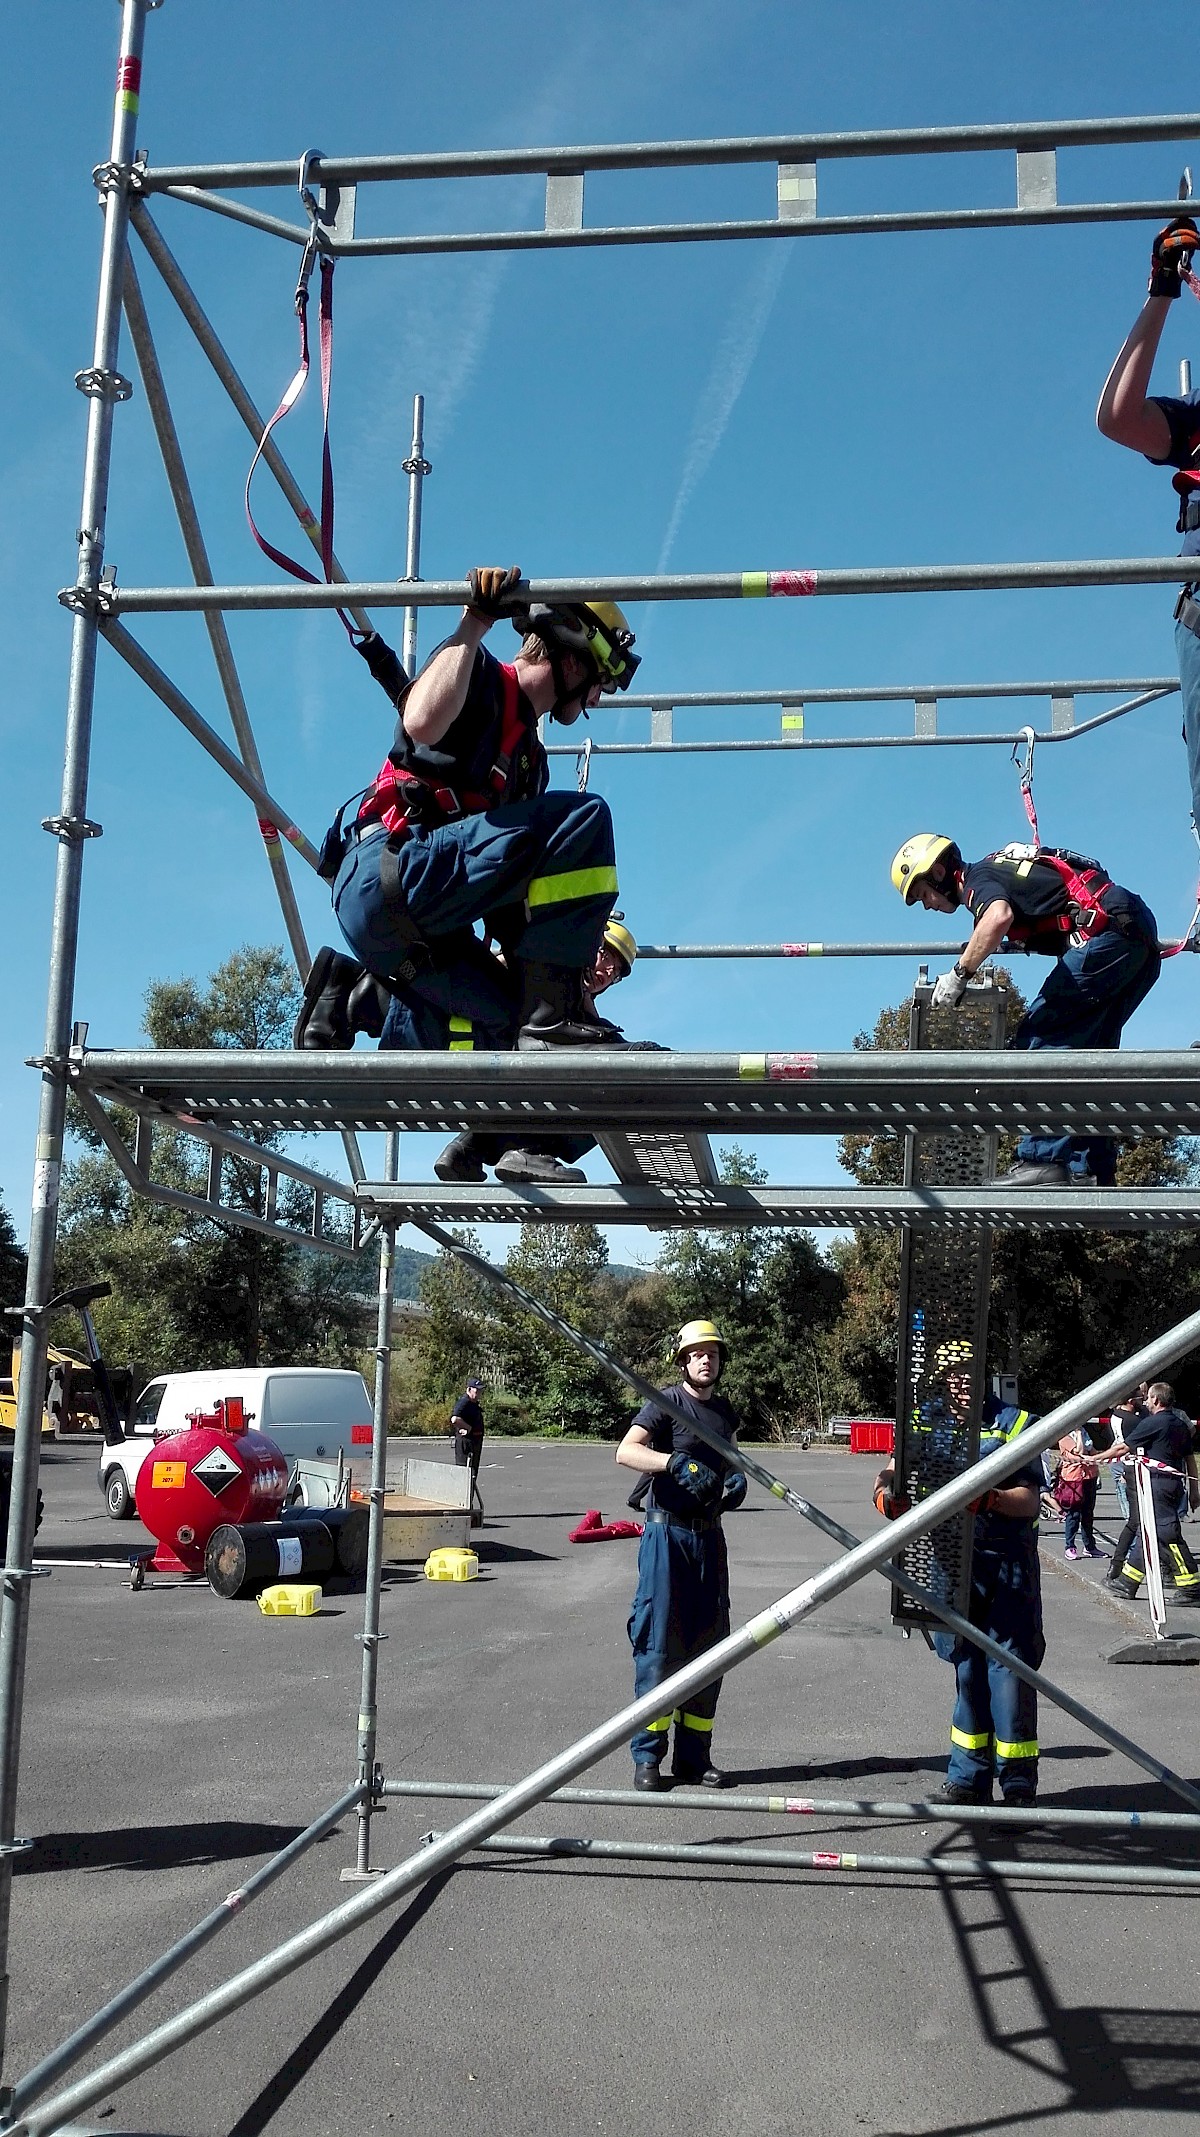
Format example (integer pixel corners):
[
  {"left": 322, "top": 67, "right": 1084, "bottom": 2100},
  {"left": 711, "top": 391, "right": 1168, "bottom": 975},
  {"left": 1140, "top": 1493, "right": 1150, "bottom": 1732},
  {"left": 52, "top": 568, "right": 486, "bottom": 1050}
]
[
  {"left": 875, "top": 1377, "right": 1045, "bottom": 1806},
  {"left": 615, "top": 1321, "right": 746, "bottom": 1792},
  {"left": 433, "top": 915, "right": 640, "bottom": 1185},
  {"left": 891, "top": 833, "right": 1160, "bottom": 1185},
  {"left": 296, "top": 565, "right": 639, "bottom": 1052}
]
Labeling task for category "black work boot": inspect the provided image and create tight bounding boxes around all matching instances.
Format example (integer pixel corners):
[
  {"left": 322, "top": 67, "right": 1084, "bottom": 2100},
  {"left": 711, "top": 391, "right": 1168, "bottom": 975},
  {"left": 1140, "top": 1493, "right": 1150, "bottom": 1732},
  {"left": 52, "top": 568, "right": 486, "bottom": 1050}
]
[
  {"left": 433, "top": 1133, "right": 487, "bottom": 1184},
  {"left": 293, "top": 947, "right": 362, "bottom": 1050},
  {"left": 515, "top": 961, "right": 624, "bottom": 1049},
  {"left": 494, "top": 1148, "right": 588, "bottom": 1184},
  {"left": 347, "top": 970, "right": 394, "bottom": 1040},
  {"left": 633, "top": 1763, "right": 668, "bottom": 1793}
]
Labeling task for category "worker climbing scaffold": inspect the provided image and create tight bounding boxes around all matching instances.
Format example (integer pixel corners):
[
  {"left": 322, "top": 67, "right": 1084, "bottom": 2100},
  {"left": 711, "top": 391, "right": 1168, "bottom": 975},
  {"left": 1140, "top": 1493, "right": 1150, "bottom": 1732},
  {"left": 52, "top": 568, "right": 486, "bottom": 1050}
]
[
  {"left": 891, "top": 831, "right": 1161, "bottom": 1185},
  {"left": 293, "top": 566, "right": 639, "bottom": 1053}
]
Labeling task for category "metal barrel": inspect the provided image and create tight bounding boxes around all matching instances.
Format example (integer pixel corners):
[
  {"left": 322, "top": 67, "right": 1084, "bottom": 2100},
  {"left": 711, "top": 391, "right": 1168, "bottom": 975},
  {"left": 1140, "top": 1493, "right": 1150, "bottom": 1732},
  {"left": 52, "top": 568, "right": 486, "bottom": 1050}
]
[{"left": 205, "top": 1519, "right": 335, "bottom": 1600}]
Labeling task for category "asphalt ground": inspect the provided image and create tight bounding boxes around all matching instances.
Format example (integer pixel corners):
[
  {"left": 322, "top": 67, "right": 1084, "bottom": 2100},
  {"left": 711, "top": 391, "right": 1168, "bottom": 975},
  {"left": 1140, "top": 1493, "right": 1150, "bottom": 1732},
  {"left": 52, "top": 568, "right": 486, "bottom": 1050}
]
[{"left": 6, "top": 1439, "right": 1200, "bottom": 2137}]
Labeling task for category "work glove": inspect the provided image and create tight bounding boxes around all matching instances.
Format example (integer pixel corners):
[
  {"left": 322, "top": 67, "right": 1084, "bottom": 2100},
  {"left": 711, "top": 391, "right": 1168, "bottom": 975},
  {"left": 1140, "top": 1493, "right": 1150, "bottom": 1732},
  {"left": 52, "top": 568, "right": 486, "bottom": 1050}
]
[
  {"left": 1149, "top": 217, "right": 1199, "bottom": 299},
  {"left": 873, "top": 1473, "right": 910, "bottom": 1521},
  {"left": 466, "top": 565, "right": 523, "bottom": 619},
  {"left": 720, "top": 1469, "right": 748, "bottom": 1512},
  {"left": 931, "top": 964, "right": 969, "bottom": 1010},
  {"left": 666, "top": 1450, "right": 723, "bottom": 1508}
]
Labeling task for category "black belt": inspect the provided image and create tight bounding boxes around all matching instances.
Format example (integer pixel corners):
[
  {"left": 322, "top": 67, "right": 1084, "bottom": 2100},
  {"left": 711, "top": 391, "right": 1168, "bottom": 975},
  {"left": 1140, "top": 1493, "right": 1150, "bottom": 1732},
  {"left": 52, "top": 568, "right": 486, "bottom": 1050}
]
[
  {"left": 1176, "top": 587, "right": 1200, "bottom": 640},
  {"left": 645, "top": 1505, "right": 722, "bottom": 1534}
]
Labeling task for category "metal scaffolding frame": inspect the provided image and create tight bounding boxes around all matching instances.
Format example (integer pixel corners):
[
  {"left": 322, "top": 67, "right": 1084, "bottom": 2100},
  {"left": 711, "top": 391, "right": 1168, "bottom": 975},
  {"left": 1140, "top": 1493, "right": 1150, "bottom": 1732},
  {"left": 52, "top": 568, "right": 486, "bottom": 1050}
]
[{"left": 5, "top": 5, "right": 1200, "bottom": 2120}]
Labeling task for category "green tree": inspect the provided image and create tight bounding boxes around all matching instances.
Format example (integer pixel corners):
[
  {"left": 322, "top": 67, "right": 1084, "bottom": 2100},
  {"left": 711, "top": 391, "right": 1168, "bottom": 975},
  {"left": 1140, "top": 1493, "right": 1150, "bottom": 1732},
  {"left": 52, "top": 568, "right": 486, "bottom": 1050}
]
[
  {"left": 55, "top": 947, "right": 371, "bottom": 1372},
  {"left": 495, "top": 1226, "right": 628, "bottom": 1437},
  {"left": 0, "top": 1193, "right": 28, "bottom": 1321},
  {"left": 416, "top": 1229, "right": 496, "bottom": 1400}
]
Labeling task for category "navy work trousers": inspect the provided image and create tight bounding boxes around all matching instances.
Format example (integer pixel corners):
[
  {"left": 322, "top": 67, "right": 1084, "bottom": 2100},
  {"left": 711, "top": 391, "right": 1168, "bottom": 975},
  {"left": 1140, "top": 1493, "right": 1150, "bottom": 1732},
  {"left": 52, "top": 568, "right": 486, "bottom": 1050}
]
[
  {"left": 1009, "top": 905, "right": 1160, "bottom": 1183},
  {"left": 628, "top": 1517, "right": 729, "bottom": 1774},
  {"left": 332, "top": 792, "right": 617, "bottom": 988},
  {"left": 1123, "top": 1476, "right": 1200, "bottom": 1593},
  {"left": 939, "top": 1547, "right": 1044, "bottom": 1799}
]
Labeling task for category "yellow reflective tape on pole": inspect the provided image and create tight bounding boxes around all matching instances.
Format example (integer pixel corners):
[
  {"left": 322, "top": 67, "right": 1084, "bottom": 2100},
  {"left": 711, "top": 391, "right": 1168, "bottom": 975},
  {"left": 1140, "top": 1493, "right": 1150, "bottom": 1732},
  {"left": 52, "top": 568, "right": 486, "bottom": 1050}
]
[
  {"left": 742, "top": 572, "right": 770, "bottom": 597},
  {"left": 782, "top": 713, "right": 804, "bottom": 733},
  {"left": 739, "top": 1054, "right": 767, "bottom": 1079},
  {"left": 526, "top": 866, "right": 618, "bottom": 909}
]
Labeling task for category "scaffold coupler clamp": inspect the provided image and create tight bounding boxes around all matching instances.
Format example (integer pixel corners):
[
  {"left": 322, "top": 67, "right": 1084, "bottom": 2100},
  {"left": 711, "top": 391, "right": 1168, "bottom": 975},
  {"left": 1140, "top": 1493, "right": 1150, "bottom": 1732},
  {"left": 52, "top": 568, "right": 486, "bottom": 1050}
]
[
  {"left": 41, "top": 814, "right": 103, "bottom": 843},
  {"left": 58, "top": 566, "right": 118, "bottom": 618}
]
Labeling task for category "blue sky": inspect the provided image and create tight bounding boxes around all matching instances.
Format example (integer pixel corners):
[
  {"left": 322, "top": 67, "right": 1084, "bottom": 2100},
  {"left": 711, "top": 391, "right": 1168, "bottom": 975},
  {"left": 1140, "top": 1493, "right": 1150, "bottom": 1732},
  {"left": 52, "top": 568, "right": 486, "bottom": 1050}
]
[{"left": 4, "top": 1, "right": 1200, "bottom": 1268}]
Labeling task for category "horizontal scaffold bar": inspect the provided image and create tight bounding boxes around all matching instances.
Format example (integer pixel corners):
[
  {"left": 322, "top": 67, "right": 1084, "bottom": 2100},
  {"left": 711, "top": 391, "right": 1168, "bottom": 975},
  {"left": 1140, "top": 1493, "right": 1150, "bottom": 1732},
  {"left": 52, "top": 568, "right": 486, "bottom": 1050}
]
[
  {"left": 353, "top": 1182, "right": 1200, "bottom": 1231},
  {"left": 95, "top": 559, "right": 1198, "bottom": 615},
  {"left": 72, "top": 1048, "right": 1200, "bottom": 1141},
  {"left": 617, "top": 678, "right": 1177, "bottom": 709},
  {"left": 634, "top": 940, "right": 1192, "bottom": 959},
  {"left": 138, "top": 114, "right": 1200, "bottom": 191}
]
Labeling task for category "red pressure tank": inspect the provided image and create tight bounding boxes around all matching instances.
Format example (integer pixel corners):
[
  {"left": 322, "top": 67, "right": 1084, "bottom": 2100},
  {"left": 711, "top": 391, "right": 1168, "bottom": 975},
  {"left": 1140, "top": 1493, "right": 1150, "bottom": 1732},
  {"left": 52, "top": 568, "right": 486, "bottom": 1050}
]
[{"left": 134, "top": 1396, "right": 289, "bottom": 1575}]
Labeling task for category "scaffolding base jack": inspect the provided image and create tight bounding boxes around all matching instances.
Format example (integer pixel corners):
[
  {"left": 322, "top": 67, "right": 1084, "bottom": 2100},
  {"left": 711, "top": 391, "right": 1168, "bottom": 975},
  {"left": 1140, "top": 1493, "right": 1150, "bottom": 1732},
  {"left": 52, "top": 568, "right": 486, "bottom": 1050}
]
[{"left": 1107, "top": 1633, "right": 1200, "bottom": 1665}]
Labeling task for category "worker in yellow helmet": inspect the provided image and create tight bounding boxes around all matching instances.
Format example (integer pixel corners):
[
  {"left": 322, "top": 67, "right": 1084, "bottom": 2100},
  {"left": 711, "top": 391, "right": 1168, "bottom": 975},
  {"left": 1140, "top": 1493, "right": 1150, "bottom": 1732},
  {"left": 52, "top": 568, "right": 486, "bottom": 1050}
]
[
  {"left": 890, "top": 831, "right": 1160, "bottom": 1186},
  {"left": 432, "top": 915, "right": 646, "bottom": 1185},
  {"left": 295, "top": 565, "right": 639, "bottom": 1052},
  {"left": 615, "top": 1320, "right": 747, "bottom": 1792}
]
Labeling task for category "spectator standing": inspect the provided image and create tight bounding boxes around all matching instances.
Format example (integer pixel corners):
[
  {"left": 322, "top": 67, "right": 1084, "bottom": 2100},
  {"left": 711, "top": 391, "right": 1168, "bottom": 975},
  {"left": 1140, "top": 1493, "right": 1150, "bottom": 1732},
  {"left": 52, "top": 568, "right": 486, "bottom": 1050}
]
[{"left": 1057, "top": 1428, "right": 1102, "bottom": 1560}]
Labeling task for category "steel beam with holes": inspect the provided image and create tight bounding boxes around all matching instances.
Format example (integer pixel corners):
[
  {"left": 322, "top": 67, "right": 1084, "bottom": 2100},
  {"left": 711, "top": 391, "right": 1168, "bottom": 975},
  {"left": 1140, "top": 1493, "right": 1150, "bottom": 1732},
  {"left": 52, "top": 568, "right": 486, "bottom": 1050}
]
[
  {"left": 353, "top": 1181, "right": 1200, "bottom": 1231},
  {"left": 72, "top": 1047, "right": 1200, "bottom": 1141}
]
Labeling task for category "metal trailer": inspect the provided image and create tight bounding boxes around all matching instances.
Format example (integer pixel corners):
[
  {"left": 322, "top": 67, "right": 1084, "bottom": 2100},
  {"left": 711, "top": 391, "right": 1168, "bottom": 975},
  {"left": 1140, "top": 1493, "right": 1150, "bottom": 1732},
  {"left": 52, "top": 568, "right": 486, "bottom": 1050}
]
[{"left": 3, "top": 5, "right": 1200, "bottom": 2119}]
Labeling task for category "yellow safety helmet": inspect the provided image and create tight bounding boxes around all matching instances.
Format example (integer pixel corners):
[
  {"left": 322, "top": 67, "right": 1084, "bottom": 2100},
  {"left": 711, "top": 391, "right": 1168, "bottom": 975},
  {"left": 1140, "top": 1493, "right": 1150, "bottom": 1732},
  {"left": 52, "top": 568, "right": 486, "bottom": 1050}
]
[
  {"left": 512, "top": 599, "right": 640, "bottom": 694},
  {"left": 674, "top": 1319, "right": 727, "bottom": 1363},
  {"left": 891, "top": 833, "right": 957, "bottom": 904},
  {"left": 934, "top": 1338, "right": 974, "bottom": 1372},
  {"left": 602, "top": 916, "right": 637, "bottom": 975}
]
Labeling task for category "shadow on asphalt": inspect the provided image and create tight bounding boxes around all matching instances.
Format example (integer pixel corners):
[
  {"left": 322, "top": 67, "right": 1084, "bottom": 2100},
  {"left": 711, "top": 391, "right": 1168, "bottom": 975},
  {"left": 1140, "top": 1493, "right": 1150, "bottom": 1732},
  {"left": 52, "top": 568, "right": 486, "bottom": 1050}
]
[
  {"left": 15, "top": 1818, "right": 335, "bottom": 1876},
  {"left": 223, "top": 1869, "right": 452, "bottom": 2137},
  {"left": 869, "top": 1868, "right": 1200, "bottom": 2136}
]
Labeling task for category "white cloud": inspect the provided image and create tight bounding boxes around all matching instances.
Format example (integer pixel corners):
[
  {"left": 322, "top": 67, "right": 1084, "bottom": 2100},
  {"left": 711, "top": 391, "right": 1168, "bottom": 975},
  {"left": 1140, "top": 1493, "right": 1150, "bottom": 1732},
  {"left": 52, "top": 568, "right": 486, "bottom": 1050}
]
[{"left": 656, "top": 244, "right": 790, "bottom": 572}]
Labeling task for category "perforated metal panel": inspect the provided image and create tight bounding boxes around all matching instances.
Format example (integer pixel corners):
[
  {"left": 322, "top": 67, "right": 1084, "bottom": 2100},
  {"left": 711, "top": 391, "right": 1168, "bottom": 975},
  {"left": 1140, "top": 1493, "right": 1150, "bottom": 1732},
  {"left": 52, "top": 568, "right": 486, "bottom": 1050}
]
[{"left": 891, "top": 975, "right": 1008, "bottom": 1627}]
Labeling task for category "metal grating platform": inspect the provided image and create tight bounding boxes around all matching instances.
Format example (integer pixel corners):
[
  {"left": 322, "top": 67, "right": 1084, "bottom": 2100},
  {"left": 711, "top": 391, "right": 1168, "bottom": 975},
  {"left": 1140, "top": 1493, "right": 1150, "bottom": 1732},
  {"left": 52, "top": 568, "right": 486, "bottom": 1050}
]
[
  {"left": 72, "top": 1047, "right": 1200, "bottom": 1140},
  {"left": 353, "top": 1182, "right": 1200, "bottom": 1230}
]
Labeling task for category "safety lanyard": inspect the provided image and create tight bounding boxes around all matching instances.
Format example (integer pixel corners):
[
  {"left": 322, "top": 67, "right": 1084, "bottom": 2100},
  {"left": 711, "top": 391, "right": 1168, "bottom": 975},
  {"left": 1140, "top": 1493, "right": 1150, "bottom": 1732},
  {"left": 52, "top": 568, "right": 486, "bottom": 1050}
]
[
  {"left": 1011, "top": 726, "right": 1040, "bottom": 844},
  {"left": 244, "top": 158, "right": 356, "bottom": 641}
]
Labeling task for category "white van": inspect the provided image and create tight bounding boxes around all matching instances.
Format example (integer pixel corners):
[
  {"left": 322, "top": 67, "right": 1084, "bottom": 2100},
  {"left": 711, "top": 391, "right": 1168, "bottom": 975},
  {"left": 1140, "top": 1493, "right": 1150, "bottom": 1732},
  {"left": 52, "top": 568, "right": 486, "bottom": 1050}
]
[{"left": 99, "top": 1367, "right": 375, "bottom": 1519}]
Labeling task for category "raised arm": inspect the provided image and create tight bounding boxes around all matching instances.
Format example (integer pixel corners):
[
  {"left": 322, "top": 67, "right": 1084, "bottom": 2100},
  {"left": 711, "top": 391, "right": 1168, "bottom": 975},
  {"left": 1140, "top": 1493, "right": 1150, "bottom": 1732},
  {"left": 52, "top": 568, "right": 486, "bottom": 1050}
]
[{"left": 1096, "top": 296, "right": 1174, "bottom": 457}]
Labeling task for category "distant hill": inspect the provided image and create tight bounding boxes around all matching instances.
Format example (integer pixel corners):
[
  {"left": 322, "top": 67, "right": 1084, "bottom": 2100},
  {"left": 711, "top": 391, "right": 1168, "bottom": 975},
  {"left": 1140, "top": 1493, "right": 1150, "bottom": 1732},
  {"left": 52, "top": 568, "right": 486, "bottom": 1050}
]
[{"left": 390, "top": 1244, "right": 648, "bottom": 1300}]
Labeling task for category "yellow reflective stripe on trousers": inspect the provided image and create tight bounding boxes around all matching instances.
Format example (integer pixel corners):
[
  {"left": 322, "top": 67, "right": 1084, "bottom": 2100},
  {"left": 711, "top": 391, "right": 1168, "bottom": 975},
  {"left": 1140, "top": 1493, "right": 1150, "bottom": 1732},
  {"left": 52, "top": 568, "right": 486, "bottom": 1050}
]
[
  {"left": 645, "top": 1714, "right": 672, "bottom": 1735},
  {"left": 950, "top": 1727, "right": 991, "bottom": 1752},
  {"left": 526, "top": 865, "right": 618, "bottom": 909},
  {"left": 995, "top": 1739, "right": 1038, "bottom": 1761},
  {"left": 448, "top": 1015, "right": 474, "bottom": 1053},
  {"left": 679, "top": 1711, "right": 715, "bottom": 1733}
]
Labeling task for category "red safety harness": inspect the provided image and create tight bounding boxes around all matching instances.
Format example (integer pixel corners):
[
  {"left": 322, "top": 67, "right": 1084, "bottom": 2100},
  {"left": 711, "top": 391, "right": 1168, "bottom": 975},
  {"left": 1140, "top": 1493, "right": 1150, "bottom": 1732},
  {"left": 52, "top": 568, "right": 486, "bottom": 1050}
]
[
  {"left": 976, "top": 845, "right": 1125, "bottom": 952},
  {"left": 357, "top": 664, "right": 529, "bottom": 838}
]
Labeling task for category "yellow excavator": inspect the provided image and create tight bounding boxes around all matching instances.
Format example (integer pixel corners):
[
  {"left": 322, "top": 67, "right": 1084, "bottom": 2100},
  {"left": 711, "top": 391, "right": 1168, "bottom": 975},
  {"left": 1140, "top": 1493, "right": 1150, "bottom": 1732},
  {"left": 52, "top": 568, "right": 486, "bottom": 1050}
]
[{"left": 0, "top": 1284, "right": 132, "bottom": 1438}]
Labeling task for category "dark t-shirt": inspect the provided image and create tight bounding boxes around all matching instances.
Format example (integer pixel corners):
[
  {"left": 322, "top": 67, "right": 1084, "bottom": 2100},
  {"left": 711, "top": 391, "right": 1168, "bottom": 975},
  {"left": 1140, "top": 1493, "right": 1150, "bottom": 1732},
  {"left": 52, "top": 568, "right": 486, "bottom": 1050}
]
[
  {"left": 1146, "top": 389, "right": 1200, "bottom": 558},
  {"left": 451, "top": 1395, "right": 484, "bottom": 1440},
  {"left": 960, "top": 852, "right": 1143, "bottom": 953},
  {"left": 391, "top": 641, "right": 548, "bottom": 803},
  {"left": 1121, "top": 1407, "right": 1195, "bottom": 1472},
  {"left": 632, "top": 1384, "right": 739, "bottom": 1520},
  {"left": 974, "top": 1400, "right": 1042, "bottom": 1559}
]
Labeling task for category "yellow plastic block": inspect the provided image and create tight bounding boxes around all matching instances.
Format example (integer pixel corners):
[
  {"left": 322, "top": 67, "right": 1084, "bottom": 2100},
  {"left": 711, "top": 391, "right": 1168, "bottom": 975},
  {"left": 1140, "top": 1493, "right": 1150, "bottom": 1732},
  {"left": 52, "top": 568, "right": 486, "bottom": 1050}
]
[
  {"left": 424, "top": 1547, "right": 479, "bottom": 1582},
  {"left": 257, "top": 1583, "right": 323, "bottom": 1616}
]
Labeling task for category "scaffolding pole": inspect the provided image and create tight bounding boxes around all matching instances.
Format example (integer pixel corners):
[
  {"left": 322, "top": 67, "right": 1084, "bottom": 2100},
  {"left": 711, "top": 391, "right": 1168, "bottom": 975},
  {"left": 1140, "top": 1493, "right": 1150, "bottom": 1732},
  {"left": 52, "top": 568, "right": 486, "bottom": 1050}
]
[
  {"left": 0, "top": 0, "right": 152, "bottom": 2085},
  {"left": 350, "top": 1129, "right": 399, "bottom": 1881},
  {"left": 96, "top": 556, "right": 1200, "bottom": 615},
  {"left": 15, "top": 1304, "right": 1200, "bottom": 2137},
  {"left": 433, "top": 1829, "right": 1200, "bottom": 1894}
]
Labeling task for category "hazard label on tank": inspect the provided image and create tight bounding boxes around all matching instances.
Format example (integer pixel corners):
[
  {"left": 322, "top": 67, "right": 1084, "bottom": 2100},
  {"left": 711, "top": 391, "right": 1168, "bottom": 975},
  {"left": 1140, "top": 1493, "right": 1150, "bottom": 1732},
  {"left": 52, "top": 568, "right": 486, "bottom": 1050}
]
[
  {"left": 190, "top": 1445, "right": 244, "bottom": 1496},
  {"left": 151, "top": 1461, "right": 187, "bottom": 1489}
]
